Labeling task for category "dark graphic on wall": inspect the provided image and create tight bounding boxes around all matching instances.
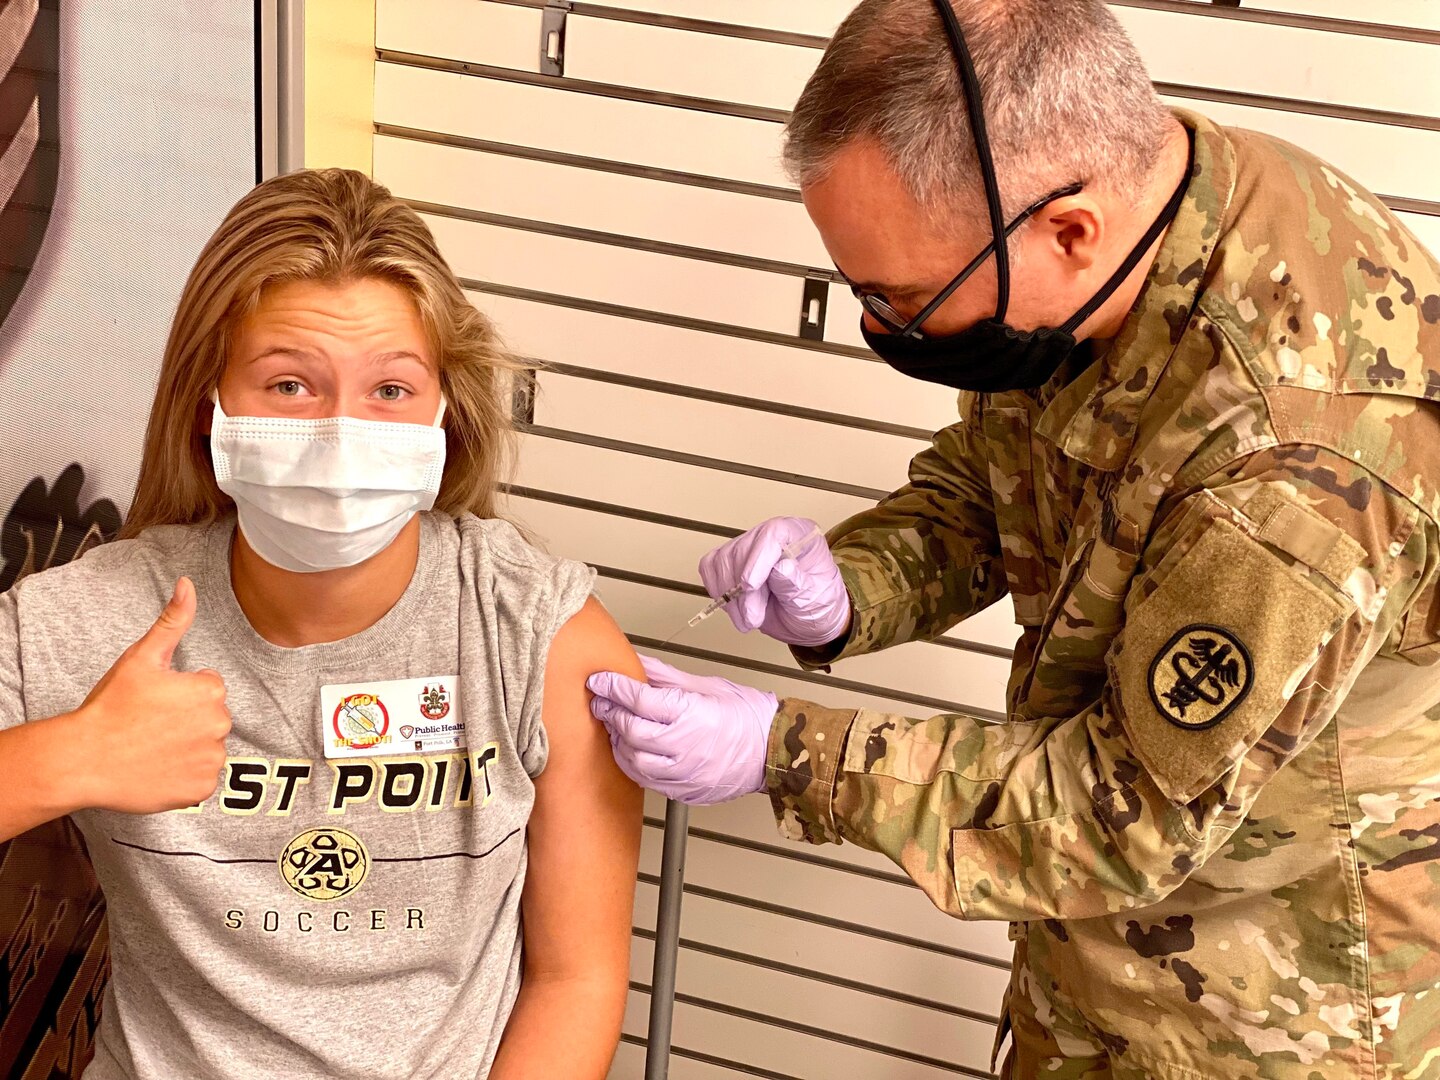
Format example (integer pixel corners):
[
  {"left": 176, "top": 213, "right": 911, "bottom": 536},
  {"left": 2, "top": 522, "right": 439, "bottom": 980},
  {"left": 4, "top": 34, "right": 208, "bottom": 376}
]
[
  {"left": 0, "top": 0, "right": 61, "bottom": 340},
  {"left": 0, "top": 819, "right": 107, "bottom": 1080},
  {"left": 0, "top": 470, "right": 113, "bottom": 1076},
  {"left": 0, "top": 464, "right": 121, "bottom": 593}
]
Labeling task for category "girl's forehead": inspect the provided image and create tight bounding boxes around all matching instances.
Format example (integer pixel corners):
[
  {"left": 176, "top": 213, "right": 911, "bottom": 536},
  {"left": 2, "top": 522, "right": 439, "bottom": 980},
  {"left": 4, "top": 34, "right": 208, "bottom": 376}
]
[{"left": 236, "top": 279, "right": 436, "bottom": 367}]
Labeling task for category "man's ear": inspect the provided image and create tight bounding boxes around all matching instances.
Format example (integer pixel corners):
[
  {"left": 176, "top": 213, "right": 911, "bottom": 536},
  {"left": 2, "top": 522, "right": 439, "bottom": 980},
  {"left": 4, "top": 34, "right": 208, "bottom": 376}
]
[{"left": 1042, "top": 195, "right": 1104, "bottom": 274}]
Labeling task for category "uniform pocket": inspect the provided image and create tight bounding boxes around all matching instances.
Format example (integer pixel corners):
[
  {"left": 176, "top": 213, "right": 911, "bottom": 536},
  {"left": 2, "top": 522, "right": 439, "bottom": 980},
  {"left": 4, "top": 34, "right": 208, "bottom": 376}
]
[{"left": 1397, "top": 575, "right": 1440, "bottom": 658}]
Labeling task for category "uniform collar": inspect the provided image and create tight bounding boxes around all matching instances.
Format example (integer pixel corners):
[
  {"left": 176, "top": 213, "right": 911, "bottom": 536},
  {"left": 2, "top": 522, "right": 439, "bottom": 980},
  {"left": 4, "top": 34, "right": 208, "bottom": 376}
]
[{"left": 1035, "top": 109, "right": 1236, "bottom": 471}]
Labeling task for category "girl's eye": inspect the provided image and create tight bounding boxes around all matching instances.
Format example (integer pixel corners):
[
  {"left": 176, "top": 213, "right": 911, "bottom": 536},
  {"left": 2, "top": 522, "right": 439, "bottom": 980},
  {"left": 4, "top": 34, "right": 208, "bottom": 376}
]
[
  {"left": 377, "top": 385, "right": 407, "bottom": 402},
  {"left": 275, "top": 380, "right": 303, "bottom": 397}
]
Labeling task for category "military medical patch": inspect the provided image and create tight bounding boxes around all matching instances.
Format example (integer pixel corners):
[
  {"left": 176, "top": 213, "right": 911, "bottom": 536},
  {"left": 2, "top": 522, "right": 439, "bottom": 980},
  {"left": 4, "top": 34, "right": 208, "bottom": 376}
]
[
  {"left": 1148, "top": 624, "right": 1253, "bottom": 730},
  {"left": 1115, "top": 515, "right": 1351, "bottom": 804}
]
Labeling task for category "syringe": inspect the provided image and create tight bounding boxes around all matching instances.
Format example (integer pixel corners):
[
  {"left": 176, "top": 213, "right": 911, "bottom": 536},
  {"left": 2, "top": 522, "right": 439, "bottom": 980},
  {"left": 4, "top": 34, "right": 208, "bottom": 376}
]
[{"left": 666, "top": 526, "right": 825, "bottom": 643}]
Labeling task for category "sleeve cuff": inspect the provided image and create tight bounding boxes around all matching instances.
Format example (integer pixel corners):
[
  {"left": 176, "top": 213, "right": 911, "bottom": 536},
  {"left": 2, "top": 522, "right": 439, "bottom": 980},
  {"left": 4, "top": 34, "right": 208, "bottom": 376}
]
[
  {"left": 788, "top": 559, "right": 868, "bottom": 671},
  {"left": 764, "top": 697, "right": 857, "bottom": 845}
]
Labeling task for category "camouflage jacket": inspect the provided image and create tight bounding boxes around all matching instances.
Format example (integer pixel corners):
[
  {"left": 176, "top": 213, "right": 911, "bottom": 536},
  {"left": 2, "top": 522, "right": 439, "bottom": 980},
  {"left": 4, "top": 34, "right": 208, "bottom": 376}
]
[{"left": 766, "top": 110, "right": 1440, "bottom": 1077}]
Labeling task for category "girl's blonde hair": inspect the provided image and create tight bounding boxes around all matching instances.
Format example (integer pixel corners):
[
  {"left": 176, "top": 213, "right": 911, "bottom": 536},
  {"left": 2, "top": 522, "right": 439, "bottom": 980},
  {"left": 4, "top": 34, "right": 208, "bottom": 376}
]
[{"left": 122, "top": 168, "right": 521, "bottom": 539}]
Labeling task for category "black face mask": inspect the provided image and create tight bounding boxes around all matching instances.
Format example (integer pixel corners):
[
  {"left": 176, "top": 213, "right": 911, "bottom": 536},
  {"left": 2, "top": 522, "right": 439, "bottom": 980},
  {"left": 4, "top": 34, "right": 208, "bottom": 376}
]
[
  {"left": 863, "top": 0, "right": 1191, "bottom": 394},
  {"left": 865, "top": 319, "right": 1098, "bottom": 394}
]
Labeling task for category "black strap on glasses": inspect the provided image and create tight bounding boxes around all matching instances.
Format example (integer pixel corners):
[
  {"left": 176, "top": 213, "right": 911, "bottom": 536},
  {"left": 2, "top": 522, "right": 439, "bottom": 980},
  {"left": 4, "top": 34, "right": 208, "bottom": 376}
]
[{"left": 897, "top": 181, "right": 1083, "bottom": 338}]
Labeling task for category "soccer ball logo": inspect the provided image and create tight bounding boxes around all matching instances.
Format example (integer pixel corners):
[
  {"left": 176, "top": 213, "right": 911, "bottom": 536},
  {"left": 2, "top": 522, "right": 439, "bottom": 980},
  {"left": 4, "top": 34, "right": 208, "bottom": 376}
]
[{"left": 279, "top": 827, "right": 370, "bottom": 901}]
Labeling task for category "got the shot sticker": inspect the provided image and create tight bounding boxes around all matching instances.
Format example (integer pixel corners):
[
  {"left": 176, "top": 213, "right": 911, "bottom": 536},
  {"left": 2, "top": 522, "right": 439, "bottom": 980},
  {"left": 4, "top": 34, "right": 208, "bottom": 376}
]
[{"left": 321, "top": 676, "right": 465, "bottom": 759}]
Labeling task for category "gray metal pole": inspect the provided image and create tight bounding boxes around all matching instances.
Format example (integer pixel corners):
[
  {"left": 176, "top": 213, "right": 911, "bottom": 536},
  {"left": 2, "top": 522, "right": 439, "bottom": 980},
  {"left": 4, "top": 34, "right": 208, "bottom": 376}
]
[{"left": 644, "top": 799, "right": 689, "bottom": 1080}]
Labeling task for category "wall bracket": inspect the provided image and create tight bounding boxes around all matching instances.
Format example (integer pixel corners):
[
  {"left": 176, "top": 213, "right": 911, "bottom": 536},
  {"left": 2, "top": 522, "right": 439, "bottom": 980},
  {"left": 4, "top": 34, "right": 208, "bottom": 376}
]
[{"left": 541, "top": 0, "right": 572, "bottom": 77}]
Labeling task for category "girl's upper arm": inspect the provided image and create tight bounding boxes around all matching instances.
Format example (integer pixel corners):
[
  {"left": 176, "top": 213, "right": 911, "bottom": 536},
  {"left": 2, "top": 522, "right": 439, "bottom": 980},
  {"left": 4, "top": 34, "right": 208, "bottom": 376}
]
[{"left": 523, "top": 596, "right": 644, "bottom": 980}]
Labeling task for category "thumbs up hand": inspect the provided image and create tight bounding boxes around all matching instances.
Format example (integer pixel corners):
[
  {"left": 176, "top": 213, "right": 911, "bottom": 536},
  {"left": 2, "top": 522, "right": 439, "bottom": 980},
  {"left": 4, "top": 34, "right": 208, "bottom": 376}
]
[{"left": 75, "top": 578, "right": 232, "bottom": 814}]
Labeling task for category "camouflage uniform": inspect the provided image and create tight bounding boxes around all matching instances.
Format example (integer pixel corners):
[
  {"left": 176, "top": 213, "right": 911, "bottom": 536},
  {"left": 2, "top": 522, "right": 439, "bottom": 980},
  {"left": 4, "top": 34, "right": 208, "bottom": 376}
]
[{"left": 767, "top": 110, "right": 1440, "bottom": 1079}]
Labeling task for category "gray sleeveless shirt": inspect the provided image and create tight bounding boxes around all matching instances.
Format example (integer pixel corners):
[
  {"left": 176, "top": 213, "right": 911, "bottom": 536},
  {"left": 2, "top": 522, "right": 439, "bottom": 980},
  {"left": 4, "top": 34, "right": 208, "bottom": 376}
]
[{"left": 0, "top": 512, "right": 595, "bottom": 1079}]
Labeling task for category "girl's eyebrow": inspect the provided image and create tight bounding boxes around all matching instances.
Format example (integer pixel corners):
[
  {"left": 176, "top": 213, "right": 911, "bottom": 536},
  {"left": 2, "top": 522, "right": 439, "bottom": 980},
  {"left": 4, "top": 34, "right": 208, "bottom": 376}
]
[
  {"left": 247, "top": 348, "right": 431, "bottom": 368},
  {"left": 368, "top": 350, "right": 427, "bottom": 366},
  {"left": 247, "top": 346, "right": 320, "bottom": 365}
]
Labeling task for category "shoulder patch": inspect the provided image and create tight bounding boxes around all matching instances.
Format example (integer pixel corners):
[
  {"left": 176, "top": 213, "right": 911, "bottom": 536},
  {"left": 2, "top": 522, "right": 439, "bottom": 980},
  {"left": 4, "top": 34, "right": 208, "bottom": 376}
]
[
  {"left": 1147, "top": 624, "right": 1253, "bottom": 731},
  {"left": 1115, "top": 516, "right": 1351, "bottom": 804}
]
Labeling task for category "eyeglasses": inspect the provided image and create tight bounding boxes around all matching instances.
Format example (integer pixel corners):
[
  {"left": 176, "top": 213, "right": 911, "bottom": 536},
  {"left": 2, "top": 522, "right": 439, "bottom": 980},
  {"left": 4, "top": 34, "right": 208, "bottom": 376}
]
[{"left": 840, "top": 181, "right": 1084, "bottom": 341}]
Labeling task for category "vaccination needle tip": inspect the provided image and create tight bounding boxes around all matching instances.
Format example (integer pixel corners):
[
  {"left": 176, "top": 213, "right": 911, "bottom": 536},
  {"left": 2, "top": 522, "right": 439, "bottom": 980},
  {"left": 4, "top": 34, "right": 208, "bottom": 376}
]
[{"left": 661, "top": 527, "right": 825, "bottom": 647}]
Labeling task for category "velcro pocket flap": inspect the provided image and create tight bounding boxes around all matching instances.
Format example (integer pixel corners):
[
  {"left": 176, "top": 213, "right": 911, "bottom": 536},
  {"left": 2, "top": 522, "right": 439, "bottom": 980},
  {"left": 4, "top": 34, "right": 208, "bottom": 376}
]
[{"left": 1113, "top": 516, "right": 1351, "bottom": 805}]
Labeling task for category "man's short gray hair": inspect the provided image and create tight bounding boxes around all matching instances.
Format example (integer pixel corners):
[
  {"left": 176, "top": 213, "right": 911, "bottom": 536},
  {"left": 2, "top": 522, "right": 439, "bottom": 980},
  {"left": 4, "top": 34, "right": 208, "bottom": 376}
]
[{"left": 784, "top": 0, "right": 1173, "bottom": 227}]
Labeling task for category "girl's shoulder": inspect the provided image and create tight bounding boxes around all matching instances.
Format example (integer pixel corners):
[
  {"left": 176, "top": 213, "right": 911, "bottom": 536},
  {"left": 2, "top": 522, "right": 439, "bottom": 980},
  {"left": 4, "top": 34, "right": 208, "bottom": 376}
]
[
  {"left": 449, "top": 512, "right": 591, "bottom": 584},
  {"left": 445, "top": 512, "right": 597, "bottom": 631},
  {"left": 3, "top": 523, "right": 218, "bottom": 715},
  {"left": 13, "top": 522, "right": 212, "bottom": 604}
]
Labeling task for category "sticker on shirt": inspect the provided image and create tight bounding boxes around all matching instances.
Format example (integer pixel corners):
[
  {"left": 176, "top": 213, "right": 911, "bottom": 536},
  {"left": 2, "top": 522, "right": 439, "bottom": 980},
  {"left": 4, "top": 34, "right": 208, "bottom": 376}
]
[{"left": 321, "top": 676, "right": 465, "bottom": 759}]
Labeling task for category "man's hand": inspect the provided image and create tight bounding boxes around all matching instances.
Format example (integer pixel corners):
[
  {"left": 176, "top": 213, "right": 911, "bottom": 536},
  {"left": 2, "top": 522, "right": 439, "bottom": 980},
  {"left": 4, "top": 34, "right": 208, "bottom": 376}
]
[
  {"left": 699, "top": 517, "right": 851, "bottom": 647},
  {"left": 74, "top": 577, "right": 232, "bottom": 814},
  {"left": 587, "top": 656, "right": 778, "bottom": 806}
]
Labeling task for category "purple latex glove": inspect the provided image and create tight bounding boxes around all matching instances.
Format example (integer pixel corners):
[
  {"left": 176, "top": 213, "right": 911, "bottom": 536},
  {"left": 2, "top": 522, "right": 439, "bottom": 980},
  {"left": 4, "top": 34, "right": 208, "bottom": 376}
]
[
  {"left": 587, "top": 655, "right": 779, "bottom": 806},
  {"left": 698, "top": 516, "right": 851, "bottom": 647}
]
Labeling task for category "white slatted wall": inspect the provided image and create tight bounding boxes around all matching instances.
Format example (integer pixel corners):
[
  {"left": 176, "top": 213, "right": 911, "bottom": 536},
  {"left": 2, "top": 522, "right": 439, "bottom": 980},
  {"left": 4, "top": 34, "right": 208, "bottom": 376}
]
[{"left": 370, "top": 3, "right": 1440, "bottom": 1076}]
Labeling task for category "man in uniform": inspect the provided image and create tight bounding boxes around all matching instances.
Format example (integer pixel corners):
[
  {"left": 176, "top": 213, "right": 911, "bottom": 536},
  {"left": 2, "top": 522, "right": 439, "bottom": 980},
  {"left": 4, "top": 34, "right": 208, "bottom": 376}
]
[{"left": 587, "top": 0, "right": 1440, "bottom": 1075}]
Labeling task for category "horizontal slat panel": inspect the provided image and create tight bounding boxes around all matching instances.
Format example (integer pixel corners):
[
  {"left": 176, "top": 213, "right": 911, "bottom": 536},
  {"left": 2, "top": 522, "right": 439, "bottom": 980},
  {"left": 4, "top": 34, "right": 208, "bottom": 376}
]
[
  {"left": 375, "top": 0, "right": 539, "bottom": 71},
  {"left": 561, "top": 21, "right": 1440, "bottom": 205},
  {"left": 580, "top": 0, "right": 1440, "bottom": 36},
  {"left": 375, "top": 62, "right": 788, "bottom": 187},
  {"left": 648, "top": 790, "right": 999, "bottom": 927},
  {"left": 1114, "top": 6, "right": 1439, "bottom": 118},
  {"left": 376, "top": 66, "right": 1440, "bottom": 222},
  {"left": 1398, "top": 212, "right": 1440, "bottom": 258},
  {"left": 620, "top": 991, "right": 651, "bottom": 1061},
  {"left": 611, "top": 1038, "right": 754, "bottom": 1080},
  {"left": 516, "top": 429, "right": 873, "bottom": 527},
  {"left": 624, "top": 908, "right": 1006, "bottom": 1080},
  {"left": 565, "top": 15, "right": 815, "bottom": 112},
  {"left": 630, "top": 872, "right": 1001, "bottom": 1074},
  {"left": 632, "top": 877, "right": 1012, "bottom": 1022},
  {"left": 580, "top": 0, "right": 851, "bottom": 37},
  {"left": 630, "top": 925, "right": 656, "bottom": 984},
  {"left": 639, "top": 642, "right": 977, "bottom": 726},
  {"left": 533, "top": 372, "right": 925, "bottom": 492},
  {"left": 608, "top": 1039, "right": 650, "bottom": 1080},
  {"left": 826, "top": 287, "right": 868, "bottom": 350},
  {"left": 641, "top": 794, "right": 901, "bottom": 891},
  {"left": 954, "top": 597, "right": 1021, "bottom": 655},
  {"left": 424, "top": 212, "right": 804, "bottom": 334},
  {"left": 375, "top": 134, "right": 830, "bottom": 268},
  {"left": 637, "top": 827, "right": 1012, "bottom": 971},
  {"left": 624, "top": 992, "right": 863, "bottom": 1080},
  {"left": 596, "top": 576, "right": 1011, "bottom": 714},
  {"left": 1158, "top": 95, "right": 1440, "bottom": 206},
  {"left": 662, "top": 924, "right": 998, "bottom": 1075},
  {"left": 1167, "top": 0, "right": 1440, "bottom": 32},
  {"left": 560, "top": 8, "right": 1440, "bottom": 121},
  {"left": 626, "top": 993, "right": 991, "bottom": 1080},
  {"left": 505, "top": 494, "right": 1022, "bottom": 654},
  {"left": 508, "top": 492, "right": 732, "bottom": 580},
  {"left": 472, "top": 292, "right": 962, "bottom": 433}
]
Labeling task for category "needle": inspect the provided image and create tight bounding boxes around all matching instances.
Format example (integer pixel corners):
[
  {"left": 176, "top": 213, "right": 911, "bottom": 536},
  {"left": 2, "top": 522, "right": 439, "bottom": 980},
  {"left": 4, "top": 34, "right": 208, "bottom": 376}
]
[{"left": 662, "top": 527, "right": 825, "bottom": 645}]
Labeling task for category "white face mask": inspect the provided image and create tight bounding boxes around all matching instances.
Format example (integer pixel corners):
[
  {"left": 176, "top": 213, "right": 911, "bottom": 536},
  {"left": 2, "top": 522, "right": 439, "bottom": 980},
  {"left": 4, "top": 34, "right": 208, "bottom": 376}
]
[{"left": 210, "top": 393, "right": 448, "bottom": 573}]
